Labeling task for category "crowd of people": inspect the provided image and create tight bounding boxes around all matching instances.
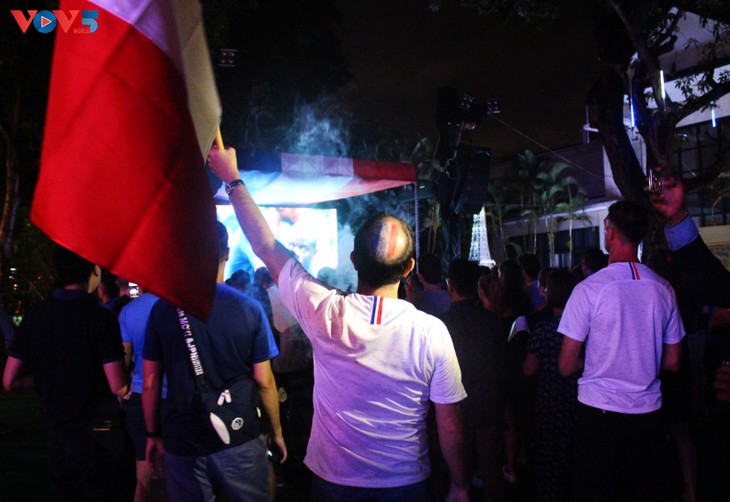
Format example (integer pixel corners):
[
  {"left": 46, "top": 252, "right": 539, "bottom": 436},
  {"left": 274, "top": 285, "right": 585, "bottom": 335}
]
[{"left": 1, "top": 146, "right": 729, "bottom": 502}]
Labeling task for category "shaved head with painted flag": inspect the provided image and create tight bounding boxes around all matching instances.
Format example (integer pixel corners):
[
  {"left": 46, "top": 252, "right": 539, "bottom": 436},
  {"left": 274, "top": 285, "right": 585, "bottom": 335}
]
[
  {"left": 351, "top": 214, "right": 414, "bottom": 289},
  {"left": 206, "top": 146, "right": 470, "bottom": 498}
]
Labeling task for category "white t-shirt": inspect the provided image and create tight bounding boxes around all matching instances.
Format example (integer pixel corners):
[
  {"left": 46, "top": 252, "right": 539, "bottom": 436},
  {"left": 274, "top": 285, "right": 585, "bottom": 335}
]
[
  {"left": 278, "top": 258, "right": 466, "bottom": 488},
  {"left": 558, "top": 261, "right": 685, "bottom": 414}
]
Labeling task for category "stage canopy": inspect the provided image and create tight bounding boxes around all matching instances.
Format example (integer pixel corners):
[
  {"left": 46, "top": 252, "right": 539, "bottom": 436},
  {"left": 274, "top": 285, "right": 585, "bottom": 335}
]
[{"left": 213, "top": 151, "right": 417, "bottom": 206}]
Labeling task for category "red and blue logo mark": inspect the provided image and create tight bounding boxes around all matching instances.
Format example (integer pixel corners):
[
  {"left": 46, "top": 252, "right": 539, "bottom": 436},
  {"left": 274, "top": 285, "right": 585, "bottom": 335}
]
[
  {"left": 628, "top": 262, "right": 641, "bottom": 280},
  {"left": 370, "top": 296, "right": 384, "bottom": 325},
  {"left": 11, "top": 10, "right": 98, "bottom": 34}
]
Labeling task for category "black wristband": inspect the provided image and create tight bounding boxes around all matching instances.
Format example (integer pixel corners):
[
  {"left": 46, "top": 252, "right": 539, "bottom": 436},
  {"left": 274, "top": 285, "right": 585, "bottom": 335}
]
[
  {"left": 145, "top": 430, "right": 161, "bottom": 438},
  {"left": 225, "top": 179, "right": 244, "bottom": 195}
]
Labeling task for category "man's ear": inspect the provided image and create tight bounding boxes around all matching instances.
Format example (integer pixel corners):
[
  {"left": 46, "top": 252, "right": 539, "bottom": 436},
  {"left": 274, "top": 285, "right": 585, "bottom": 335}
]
[
  {"left": 88, "top": 265, "right": 102, "bottom": 294},
  {"left": 605, "top": 226, "right": 615, "bottom": 243},
  {"left": 350, "top": 250, "right": 359, "bottom": 271},
  {"left": 402, "top": 257, "right": 415, "bottom": 278}
]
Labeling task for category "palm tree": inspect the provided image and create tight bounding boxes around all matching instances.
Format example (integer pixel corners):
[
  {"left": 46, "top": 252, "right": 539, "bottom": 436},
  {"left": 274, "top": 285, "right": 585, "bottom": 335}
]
[
  {"left": 555, "top": 178, "right": 590, "bottom": 268},
  {"left": 508, "top": 150, "right": 545, "bottom": 253},
  {"left": 536, "top": 162, "right": 571, "bottom": 266},
  {"left": 484, "top": 178, "right": 520, "bottom": 260}
]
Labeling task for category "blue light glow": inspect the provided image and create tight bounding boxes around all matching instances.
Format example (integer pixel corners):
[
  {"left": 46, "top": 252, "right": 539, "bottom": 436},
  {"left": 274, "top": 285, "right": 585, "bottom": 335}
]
[{"left": 630, "top": 95, "right": 635, "bottom": 128}]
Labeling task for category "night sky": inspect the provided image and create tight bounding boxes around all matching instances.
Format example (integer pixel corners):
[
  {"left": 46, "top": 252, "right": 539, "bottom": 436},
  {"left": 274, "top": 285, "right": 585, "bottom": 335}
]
[{"left": 334, "top": 1, "right": 602, "bottom": 160}]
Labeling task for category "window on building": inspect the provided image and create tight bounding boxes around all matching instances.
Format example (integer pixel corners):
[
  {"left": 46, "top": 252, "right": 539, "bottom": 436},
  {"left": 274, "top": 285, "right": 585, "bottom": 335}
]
[{"left": 675, "top": 117, "right": 730, "bottom": 226}]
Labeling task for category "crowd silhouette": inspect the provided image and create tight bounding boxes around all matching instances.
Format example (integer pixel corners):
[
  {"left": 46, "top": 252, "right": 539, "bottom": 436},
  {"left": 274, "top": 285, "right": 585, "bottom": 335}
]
[{"left": 2, "top": 169, "right": 729, "bottom": 501}]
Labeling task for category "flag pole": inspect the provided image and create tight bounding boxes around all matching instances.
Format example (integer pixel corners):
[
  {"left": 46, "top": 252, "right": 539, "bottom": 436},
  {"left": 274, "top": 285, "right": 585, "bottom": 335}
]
[{"left": 215, "top": 128, "right": 224, "bottom": 150}]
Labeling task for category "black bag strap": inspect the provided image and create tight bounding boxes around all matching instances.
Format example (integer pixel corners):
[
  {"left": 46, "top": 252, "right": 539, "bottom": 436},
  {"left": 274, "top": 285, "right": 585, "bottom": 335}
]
[{"left": 177, "top": 308, "right": 210, "bottom": 391}]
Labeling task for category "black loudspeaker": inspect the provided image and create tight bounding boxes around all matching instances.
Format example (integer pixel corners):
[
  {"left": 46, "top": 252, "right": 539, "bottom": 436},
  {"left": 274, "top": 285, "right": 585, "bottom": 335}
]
[{"left": 451, "top": 146, "right": 491, "bottom": 216}]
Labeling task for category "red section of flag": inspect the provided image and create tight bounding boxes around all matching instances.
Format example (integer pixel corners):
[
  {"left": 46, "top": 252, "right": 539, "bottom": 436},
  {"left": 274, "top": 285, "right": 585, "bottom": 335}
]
[
  {"left": 33, "top": 0, "right": 217, "bottom": 319},
  {"left": 352, "top": 159, "right": 416, "bottom": 182}
]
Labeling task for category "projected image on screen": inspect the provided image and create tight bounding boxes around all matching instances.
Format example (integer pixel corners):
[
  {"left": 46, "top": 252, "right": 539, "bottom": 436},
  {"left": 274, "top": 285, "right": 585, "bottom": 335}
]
[{"left": 217, "top": 205, "right": 338, "bottom": 280}]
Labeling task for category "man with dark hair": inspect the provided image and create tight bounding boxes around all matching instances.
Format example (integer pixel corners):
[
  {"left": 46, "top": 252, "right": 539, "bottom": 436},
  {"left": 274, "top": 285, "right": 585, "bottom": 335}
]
[
  {"left": 518, "top": 253, "right": 543, "bottom": 312},
  {"left": 408, "top": 252, "right": 451, "bottom": 316},
  {"left": 558, "top": 199, "right": 685, "bottom": 501},
  {"left": 208, "top": 147, "right": 469, "bottom": 501},
  {"left": 142, "top": 221, "right": 285, "bottom": 501},
  {"left": 581, "top": 248, "right": 608, "bottom": 278},
  {"left": 98, "top": 270, "right": 122, "bottom": 310},
  {"left": 227, "top": 268, "right": 273, "bottom": 324},
  {"left": 3, "top": 245, "right": 134, "bottom": 501},
  {"left": 441, "top": 259, "right": 508, "bottom": 501}
]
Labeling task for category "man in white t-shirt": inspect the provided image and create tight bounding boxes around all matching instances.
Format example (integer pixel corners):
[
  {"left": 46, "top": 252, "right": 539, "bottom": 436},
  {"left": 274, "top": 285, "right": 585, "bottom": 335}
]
[
  {"left": 558, "top": 199, "right": 685, "bottom": 501},
  {"left": 209, "top": 146, "right": 470, "bottom": 502}
]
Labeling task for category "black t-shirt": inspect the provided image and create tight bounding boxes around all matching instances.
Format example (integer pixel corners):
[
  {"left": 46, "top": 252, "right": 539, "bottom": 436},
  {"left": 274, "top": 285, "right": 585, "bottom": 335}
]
[
  {"left": 440, "top": 299, "right": 508, "bottom": 427},
  {"left": 10, "top": 289, "right": 125, "bottom": 428}
]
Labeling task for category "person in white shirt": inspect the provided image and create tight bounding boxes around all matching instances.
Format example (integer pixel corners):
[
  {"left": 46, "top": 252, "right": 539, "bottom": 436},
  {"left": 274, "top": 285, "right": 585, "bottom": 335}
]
[
  {"left": 208, "top": 146, "right": 470, "bottom": 502},
  {"left": 558, "top": 199, "right": 684, "bottom": 501}
]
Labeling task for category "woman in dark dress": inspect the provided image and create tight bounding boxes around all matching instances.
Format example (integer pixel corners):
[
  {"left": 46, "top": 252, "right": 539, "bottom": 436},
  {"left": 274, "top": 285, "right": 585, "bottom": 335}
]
[{"left": 523, "top": 271, "right": 580, "bottom": 502}]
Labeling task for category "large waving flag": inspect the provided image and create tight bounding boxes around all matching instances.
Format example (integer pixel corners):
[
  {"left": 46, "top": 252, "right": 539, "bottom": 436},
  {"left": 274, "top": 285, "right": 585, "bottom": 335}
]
[{"left": 33, "top": 0, "right": 220, "bottom": 318}]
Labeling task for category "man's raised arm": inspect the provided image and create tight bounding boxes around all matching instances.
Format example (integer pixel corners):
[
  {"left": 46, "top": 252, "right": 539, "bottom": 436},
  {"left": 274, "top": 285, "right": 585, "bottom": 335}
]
[{"left": 207, "top": 147, "right": 292, "bottom": 283}]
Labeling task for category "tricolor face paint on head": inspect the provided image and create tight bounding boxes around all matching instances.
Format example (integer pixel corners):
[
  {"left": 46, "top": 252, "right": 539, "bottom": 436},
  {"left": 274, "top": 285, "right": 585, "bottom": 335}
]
[{"left": 370, "top": 219, "right": 404, "bottom": 262}]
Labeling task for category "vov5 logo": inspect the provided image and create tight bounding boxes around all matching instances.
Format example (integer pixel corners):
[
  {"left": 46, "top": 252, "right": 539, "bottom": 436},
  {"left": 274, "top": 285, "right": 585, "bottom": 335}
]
[{"left": 11, "top": 10, "right": 98, "bottom": 34}]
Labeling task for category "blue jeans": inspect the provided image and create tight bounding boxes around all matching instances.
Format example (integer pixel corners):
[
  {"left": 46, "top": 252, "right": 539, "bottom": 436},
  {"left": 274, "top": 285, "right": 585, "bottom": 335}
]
[
  {"left": 165, "top": 435, "right": 268, "bottom": 502},
  {"left": 311, "top": 474, "right": 432, "bottom": 502}
]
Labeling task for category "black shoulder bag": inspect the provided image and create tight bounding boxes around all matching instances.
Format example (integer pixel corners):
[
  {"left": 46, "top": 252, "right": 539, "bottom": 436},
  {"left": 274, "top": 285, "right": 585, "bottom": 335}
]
[{"left": 177, "top": 308, "right": 261, "bottom": 446}]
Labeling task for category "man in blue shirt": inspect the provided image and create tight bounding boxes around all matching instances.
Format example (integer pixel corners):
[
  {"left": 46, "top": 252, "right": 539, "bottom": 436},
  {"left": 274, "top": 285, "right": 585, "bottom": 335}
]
[
  {"left": 120, "top": 291, "right": 166, "bottom": 501},
  {"left": 142, "top": 222, "right": 286, "bottom": 501}
]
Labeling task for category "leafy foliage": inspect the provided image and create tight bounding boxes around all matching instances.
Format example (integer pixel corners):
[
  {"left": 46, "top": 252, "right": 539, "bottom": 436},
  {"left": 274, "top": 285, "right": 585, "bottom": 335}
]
[{"left": 483, "top": 149, "right": 589, "bottom": 263}]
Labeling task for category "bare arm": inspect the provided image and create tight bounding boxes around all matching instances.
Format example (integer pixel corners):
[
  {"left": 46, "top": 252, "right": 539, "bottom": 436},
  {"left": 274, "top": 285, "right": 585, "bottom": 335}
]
[
  {"left": 2, "top": 356, "right": 34, "bottom": 391},
  {"left": 714, "top": 364, "right": 730, "bottom": 403},
  {"left": 103, "top": 359, "right": 130, "bottom": 397},
  {"left": 142, "top": 359, "right": 165, "bottom": 462},
  {"left": 433, "top": 402, "right": 470, "bottom": 502},
  {"left": 661, "top": 342, "right": 682, "bottom": 372},
  {"left": 207, "top": 147, "right": 292, "bottom": 283},
  {"left": 523, "top": 352, "right": 541, "bottom": 377},
  {"left": 558, "top": 336, "right": 584, "bottom": 377},
  {"left": 253, "top": 360, "right": 287, "bottom": 463}
]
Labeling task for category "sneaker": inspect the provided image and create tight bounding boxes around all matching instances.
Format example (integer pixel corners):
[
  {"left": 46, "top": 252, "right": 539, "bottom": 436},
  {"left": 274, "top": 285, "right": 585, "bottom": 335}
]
[{"left": 502, "top": 466, "right": 517, "bottom": 484}]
